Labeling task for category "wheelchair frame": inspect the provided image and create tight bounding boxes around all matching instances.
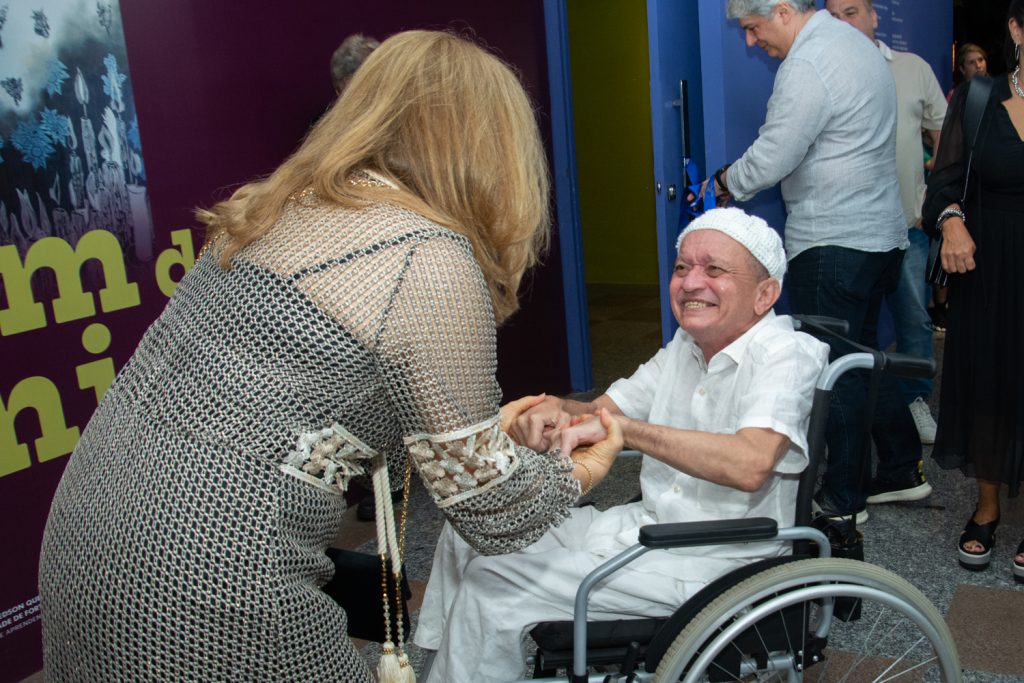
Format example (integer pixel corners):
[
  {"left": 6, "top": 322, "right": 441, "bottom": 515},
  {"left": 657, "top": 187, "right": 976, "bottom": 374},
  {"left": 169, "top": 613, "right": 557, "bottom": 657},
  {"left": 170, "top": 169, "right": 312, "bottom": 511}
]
[{"left": 498, "top": 316, "right": 961, "bottom": 683}]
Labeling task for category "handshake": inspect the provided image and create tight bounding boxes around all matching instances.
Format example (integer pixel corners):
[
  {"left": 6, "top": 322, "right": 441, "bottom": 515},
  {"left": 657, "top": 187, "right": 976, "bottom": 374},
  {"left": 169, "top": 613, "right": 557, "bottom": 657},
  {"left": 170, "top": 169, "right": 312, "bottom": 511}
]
[{"left": 499, "top": 394, "right": 624, "bottom": 492}]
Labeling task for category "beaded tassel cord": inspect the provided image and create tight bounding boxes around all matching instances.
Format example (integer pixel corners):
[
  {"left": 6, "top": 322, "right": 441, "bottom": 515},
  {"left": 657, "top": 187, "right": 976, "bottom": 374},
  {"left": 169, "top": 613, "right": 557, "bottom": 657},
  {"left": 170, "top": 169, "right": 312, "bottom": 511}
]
[{"left": 373, "top": 454, "right": 415, "bottom": 683}]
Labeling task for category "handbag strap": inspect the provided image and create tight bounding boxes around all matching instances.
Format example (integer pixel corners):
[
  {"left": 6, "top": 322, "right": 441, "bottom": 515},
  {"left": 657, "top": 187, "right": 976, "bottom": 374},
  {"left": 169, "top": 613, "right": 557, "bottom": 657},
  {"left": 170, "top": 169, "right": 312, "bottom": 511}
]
[{"left": 960, "top": 75, "right": 993, "bottom": 203}]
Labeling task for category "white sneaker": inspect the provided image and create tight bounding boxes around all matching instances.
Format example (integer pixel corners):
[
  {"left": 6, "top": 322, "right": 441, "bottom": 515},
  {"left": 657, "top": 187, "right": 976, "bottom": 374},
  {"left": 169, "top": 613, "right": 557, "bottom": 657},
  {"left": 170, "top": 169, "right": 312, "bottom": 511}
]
[{"left": 908, "top": 397, "right": 936, "bottom": 445}]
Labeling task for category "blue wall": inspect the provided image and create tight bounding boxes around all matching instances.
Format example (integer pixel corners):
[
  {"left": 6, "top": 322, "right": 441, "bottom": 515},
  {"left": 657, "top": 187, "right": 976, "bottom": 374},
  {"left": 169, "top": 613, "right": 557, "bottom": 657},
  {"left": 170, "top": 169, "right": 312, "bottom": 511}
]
[{"left": 874, "top": 0, "right": 955, "bottom": 92}]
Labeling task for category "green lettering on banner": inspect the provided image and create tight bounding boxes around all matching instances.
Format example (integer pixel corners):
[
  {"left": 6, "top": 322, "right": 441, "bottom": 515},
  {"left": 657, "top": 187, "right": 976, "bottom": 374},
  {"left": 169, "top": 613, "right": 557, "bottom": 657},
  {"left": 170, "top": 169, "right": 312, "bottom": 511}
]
[
  {"left": 0, "top": 230, "right": 141, "bottom": 336},
  {"left": 76, "top": 323, "right": 116, "bottom": 404},
  {"left": 155, "top": 229, "right": 196, "bottom": 298},
  {"left": 0, "top": 377, "right": 80, "bottom": 477}
]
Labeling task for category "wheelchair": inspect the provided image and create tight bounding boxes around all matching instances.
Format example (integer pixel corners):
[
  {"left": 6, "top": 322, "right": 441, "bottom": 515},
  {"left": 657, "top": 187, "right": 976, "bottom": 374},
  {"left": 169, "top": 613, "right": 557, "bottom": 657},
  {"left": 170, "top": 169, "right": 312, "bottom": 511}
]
[{"left": 504, "top": 315, "right": 961, "bottom": 683}]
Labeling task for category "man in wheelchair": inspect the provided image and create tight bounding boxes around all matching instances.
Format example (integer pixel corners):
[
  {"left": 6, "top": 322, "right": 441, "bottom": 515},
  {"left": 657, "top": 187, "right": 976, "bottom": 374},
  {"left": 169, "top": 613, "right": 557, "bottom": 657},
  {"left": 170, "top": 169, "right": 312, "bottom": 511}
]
[{"left": 412, "top": 208, "right": 829, "bottom": 682}]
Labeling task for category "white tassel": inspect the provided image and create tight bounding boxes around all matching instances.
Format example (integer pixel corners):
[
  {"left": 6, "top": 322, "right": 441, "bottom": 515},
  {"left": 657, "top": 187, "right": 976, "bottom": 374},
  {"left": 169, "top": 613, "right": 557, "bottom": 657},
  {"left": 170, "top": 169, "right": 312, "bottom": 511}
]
[
  {"left": 376, "top": 641, "right": 404, "bottom": 683},
  {"left": 398, "top": 652, "right": 416, "bottom": 683}
]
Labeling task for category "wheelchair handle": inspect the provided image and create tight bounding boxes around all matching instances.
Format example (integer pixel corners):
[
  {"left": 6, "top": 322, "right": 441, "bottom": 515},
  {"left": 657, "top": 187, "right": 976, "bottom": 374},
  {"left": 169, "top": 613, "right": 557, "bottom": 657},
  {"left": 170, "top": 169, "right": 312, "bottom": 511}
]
[{"left": 792, "top": 314, "right": 850, "bottom": 337}]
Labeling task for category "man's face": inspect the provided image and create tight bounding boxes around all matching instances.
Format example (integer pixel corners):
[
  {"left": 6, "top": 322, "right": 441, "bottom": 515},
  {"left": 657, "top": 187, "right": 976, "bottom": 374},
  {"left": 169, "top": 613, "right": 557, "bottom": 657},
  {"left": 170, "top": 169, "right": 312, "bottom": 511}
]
[
  {"left": 739, "top": 8, "right": 790, "bottom": 59},
  {"left": 826, "top": 0, "right": 878, "bottom": 42},
  {"left": 960, "top": 51, "right": 987, "bottom": 80},
  {"left": 670, "top": 230, "right": 777, "bottom": 359}
]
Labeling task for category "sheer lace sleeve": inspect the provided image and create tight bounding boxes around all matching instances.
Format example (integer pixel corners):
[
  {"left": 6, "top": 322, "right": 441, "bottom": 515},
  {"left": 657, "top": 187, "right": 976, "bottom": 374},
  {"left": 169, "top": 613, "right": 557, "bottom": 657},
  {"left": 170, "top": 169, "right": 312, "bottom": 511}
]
[
  {"left": 923, "top": 82, "right": 970, "bottom": 233},
  {"left": 376, "top": 233, "right": 578, "bottom": 555}
]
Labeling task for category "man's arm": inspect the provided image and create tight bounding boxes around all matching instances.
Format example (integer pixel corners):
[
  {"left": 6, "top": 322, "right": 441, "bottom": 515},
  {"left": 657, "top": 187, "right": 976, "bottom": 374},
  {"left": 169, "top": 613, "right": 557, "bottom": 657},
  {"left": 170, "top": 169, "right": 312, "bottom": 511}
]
[
  {"left": 727, "top": 58, "right": 832, "bottom": 201},
  {"left": 559, "top": 414, "right": 790, "bottom": 492},
  {"left": 614, "top": 419, "right": 790, "bottom": 493}
]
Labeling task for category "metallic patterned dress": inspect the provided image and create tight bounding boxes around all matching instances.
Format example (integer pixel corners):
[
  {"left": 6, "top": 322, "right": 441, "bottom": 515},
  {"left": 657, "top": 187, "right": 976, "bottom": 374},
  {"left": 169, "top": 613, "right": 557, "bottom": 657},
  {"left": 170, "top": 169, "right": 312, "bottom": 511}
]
[{"left": 38, "top": 195, "right": 579, "bottom": 682}]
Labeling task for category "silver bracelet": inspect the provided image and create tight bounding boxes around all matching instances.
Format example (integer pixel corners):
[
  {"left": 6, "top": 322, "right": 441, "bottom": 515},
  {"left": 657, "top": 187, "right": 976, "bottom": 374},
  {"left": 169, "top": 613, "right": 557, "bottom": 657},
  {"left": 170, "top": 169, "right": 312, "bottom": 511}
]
[{"left": 936, "top": 207, "right": 965, "bottom": 232}]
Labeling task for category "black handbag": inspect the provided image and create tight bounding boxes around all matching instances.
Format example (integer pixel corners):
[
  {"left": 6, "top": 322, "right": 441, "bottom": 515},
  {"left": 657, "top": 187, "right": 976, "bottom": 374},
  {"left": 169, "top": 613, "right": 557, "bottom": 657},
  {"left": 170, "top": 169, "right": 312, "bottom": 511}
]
[
  {"left": 926, "top": 236, "right": 948, "bottom": 287},
  {"left": 322, "top": 547, "right": 412, "bottom": 643},
  {"left": 926, "top": 75, "right": 993, "bottom": 287}
]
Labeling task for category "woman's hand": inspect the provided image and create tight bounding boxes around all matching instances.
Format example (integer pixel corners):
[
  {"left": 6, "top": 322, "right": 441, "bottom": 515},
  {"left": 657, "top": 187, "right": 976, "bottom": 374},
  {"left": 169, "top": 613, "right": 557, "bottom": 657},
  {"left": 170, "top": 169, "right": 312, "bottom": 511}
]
[
  {"left": 568, "top": 408, "right": 623, "bottom": 477},
  {"left": 500, "top": 394, "right": 548, "bottom": 434},
  {"left": 508, "top": 395, "right": 571, "bottom": 451},
  {"left": 939, "top": 216, "right": 976, "bottom": 274},
  {"left": 551, "top": 413, "right": 606, "bottom": 454}
]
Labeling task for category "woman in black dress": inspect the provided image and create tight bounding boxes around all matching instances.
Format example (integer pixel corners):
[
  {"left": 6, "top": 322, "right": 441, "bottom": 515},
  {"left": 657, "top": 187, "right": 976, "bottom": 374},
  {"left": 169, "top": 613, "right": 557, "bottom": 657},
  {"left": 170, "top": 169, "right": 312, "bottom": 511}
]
[{"left": 924, "top": 0, "right": 1024, "bottom": 581}]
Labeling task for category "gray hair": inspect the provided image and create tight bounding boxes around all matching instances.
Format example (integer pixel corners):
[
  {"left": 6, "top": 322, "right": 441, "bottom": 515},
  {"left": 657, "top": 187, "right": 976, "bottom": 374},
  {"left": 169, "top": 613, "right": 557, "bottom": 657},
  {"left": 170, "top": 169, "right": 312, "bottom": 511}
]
[
  {"left": 726, "top": 0, "right": 815, "bottom": 19},
  {"left": 330, "top": 33, "right": 381, "bottom": 93}
]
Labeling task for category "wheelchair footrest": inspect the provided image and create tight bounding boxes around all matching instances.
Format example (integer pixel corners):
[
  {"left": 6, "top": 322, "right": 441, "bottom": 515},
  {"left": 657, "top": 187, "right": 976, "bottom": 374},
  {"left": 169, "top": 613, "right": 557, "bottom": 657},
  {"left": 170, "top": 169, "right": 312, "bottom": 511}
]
[
  {"left": 530, "top": 616, "right": 666, "bottom": 652},
  {"left": 535, "top": 644, "right": 650, "bottom": 674}
]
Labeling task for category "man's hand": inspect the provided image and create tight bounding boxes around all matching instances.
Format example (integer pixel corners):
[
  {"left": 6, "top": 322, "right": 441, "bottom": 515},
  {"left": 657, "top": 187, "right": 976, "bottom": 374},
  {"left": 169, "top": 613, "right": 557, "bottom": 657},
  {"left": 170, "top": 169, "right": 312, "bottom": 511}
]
[
  {"left": 568, "top": 408, "right": 623, "bottom": 478},
  {"left": 697, "top": 176, "right": 732, "bottom": 208},
  {"left": 509, "top": 395, "right": 571, "bottom": 451},
  {"left": 500, "top": 394, "right": 548, "bottom": 434},
  {"left": 551, "top": 413, "right": 608, "bottom": 454}
]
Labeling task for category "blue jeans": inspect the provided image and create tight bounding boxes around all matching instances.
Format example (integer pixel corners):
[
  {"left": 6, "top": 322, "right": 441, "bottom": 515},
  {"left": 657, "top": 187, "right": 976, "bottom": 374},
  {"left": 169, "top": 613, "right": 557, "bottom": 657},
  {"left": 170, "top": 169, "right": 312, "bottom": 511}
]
[
  {"left": 787, "top": 246, "right": 922, "bottom": 515},
  {"left": 884, "top": 228, "right": 933, "bottom": 401}
]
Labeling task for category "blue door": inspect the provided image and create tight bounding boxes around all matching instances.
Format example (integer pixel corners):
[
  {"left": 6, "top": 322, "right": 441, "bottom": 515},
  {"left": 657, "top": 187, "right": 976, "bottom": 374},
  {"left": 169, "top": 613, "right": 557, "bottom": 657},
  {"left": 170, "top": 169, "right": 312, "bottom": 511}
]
[
  {"left": 543, "top": 0, "right": 705, "bottom": 385},
  {"left": 646, "top": 0, "right": 705, "bottom": 345}
]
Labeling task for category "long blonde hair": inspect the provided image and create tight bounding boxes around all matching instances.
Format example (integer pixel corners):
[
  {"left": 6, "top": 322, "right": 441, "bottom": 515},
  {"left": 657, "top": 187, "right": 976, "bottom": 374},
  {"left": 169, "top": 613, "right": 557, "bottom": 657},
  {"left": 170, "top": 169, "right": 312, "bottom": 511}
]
[{"left": 198, "top": 30, "right": 550, "bottom": 324}]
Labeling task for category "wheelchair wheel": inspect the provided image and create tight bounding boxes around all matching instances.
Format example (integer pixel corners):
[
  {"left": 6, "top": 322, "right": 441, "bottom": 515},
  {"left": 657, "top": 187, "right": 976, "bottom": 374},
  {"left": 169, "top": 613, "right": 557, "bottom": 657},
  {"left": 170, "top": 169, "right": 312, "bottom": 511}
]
[{"left": 652, "top": 558, "right": 961, "bottom": 682}]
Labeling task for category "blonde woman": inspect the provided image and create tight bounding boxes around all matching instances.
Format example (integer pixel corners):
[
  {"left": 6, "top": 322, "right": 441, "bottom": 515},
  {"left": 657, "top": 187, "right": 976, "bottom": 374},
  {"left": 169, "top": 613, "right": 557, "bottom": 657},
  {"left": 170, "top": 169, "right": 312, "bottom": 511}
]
[{"left": 39, "top": 31, "right": 621, "bottom": 682}]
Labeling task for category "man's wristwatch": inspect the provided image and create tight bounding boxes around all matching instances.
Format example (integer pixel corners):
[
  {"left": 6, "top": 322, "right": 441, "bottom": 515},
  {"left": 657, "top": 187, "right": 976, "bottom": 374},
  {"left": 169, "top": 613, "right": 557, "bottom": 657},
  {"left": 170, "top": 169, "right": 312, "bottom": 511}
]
[{"left": 714, "top": 164, "right": 731, "bottom": 194}]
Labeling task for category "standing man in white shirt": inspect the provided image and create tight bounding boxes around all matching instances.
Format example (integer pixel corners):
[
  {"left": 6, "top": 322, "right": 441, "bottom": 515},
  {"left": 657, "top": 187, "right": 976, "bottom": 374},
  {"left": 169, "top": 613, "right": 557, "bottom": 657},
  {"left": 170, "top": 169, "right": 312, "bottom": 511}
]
[
  {"left": 826, "top": 0, "right": 946, "bottom": 464},
  {"left": 712, "top": 0, "right": 929, "bottom": 524}
]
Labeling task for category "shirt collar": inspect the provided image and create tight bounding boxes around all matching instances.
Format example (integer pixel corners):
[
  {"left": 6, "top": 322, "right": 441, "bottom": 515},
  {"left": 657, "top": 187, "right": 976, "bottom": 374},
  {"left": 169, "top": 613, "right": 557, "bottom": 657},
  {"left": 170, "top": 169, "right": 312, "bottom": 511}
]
[
  {"left": 876, "top": 39, "right": 893, "bottom": 62},
  {"left": 789, "top": 10, "right": 830, "bottom": 57},
  {"left": 686, "top": 310, "right": 777, "bottom": 370}
]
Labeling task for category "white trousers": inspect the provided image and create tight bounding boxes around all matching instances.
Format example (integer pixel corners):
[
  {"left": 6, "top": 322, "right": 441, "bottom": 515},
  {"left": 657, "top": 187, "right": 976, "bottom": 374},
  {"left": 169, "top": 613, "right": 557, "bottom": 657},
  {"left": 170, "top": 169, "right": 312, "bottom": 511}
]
[{"left": 413, "top": 505, "right": 732, "bottom": 683}]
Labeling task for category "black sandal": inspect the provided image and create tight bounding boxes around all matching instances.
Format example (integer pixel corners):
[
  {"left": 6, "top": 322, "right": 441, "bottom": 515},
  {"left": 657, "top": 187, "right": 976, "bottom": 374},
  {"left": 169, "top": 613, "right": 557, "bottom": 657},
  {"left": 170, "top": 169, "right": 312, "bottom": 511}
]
[
  {"left": 958, "top": 514, "right": 998, "bottom": 571},
  {"left": 1014, "top": 538, "right": 1024, "bottom": 584}
]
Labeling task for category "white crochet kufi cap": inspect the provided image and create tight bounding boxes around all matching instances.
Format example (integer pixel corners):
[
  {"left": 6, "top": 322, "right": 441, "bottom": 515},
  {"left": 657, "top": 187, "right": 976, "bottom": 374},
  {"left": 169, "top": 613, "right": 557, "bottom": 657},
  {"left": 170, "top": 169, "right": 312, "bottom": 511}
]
[{"left": 676, "top": 207, "right": 786, "bottom": 284}]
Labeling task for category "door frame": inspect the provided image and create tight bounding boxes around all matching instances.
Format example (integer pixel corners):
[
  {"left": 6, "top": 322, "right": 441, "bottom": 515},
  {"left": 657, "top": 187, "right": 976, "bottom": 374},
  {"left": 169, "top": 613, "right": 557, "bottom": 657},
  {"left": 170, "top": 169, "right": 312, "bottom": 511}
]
[{"left": 543, "top": 0, "right": 592, "bottom": 393}]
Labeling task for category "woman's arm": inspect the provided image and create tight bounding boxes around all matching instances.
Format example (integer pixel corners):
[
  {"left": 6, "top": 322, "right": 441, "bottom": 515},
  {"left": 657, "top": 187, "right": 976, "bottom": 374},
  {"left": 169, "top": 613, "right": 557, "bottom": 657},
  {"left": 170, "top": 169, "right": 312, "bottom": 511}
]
[{"left": 376, "top": 234, "right": 617, "bottom": 554}]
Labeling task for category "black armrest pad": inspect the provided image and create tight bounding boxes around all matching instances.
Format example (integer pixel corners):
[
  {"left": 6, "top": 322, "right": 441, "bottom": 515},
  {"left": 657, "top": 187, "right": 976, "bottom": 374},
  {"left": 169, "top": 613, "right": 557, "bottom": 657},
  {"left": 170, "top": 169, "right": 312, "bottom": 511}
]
[
  {"left": 638, "top": 517, "right": 778, "bottom": 549},
  {"left": 882, "top": 351, "right": 936, "bottom": 379}
]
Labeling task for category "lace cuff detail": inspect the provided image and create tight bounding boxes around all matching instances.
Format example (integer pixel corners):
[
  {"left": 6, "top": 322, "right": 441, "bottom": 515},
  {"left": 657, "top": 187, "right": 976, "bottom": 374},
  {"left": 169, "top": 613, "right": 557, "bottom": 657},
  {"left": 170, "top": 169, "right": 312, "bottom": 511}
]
[
  {"left": 404, "top": 416, "right": 519, "bottom": 508},
  {"left": 282, "top": 423, "right": 378, "bottom": 494}
]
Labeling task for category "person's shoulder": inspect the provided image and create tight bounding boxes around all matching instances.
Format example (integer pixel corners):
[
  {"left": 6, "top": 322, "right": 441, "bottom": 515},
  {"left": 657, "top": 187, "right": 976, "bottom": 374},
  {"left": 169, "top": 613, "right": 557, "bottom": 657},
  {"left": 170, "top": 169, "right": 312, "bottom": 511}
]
[
  {"left": 891, "top": 49, "right": 938, "bottom": 78},
  {"left": 749, "top": 315, "right": 829, "bottom": 364},
  {"left": 363, "top": 202, "right": 473, "bottom": 252},
  {"left": 795, "top": 15, "right": 883, "bottom": 75}
]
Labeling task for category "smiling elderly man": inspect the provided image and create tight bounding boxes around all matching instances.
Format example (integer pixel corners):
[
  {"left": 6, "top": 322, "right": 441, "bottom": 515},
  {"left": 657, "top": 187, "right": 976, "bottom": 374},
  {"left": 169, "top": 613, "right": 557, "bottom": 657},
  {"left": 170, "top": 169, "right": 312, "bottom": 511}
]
[
  {"left": 412, "top": 208, "right": 828, "bottom": 683},
  {"left": 712, "top": 0, "right": 927, "bottom": 526}
]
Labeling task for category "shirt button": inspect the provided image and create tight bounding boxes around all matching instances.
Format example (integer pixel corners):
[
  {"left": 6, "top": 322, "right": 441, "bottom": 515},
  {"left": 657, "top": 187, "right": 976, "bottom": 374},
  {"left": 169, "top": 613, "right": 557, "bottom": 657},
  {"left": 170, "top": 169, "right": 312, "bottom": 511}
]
[
  {"left": 698, "top": 387, "right": 706, "bottom": 396},
  {"left": 673, "top": 485, "right": 681, "bottom": 493}
]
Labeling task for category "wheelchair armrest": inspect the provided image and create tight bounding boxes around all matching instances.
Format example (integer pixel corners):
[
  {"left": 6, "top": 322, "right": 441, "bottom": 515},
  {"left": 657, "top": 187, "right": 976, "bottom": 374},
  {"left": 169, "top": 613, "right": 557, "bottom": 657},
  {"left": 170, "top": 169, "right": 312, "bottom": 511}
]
[
  {"left": 881, "top": 351, "right": 936, "bottom": 379},
  {"left": 639, "top": 517, "right": 779, "bottom": 549}
]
